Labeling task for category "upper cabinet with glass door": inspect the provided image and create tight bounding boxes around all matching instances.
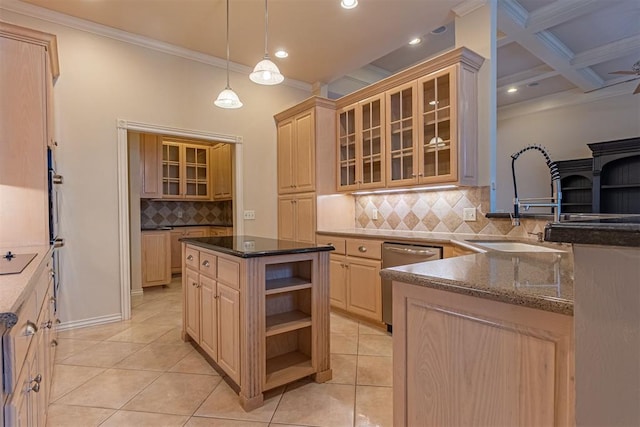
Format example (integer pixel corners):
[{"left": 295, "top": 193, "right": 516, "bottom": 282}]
[
  {"left": 337, "top": 94, "right": 385, "bottom": 191},
  {"left": 162, "top": 140, "right": 211, "bottom": 200},
  {"left": 335, "top": 47, "right": 484, "bottom": 191}
]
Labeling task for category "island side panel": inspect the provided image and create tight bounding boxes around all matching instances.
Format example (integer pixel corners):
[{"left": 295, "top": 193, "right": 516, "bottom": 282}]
[
  {"left": 239, "top": 256, "right": 265, "bottom": 411},
  {"left": 393, "top": 280, "right": 574, "bottom": 427},
  {"left": 313, "top": 251, "right": 332, "bottom": 382}
]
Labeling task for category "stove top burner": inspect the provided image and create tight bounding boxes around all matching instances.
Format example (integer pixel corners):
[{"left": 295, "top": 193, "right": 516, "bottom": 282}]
[{"left": 0, "top": 252, "right": 37, "bottom": 275}]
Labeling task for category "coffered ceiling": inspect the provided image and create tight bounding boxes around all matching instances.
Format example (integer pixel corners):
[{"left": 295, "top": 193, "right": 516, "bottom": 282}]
[{"left": 9, "top": 0, "right": 640, "bottom": 107}]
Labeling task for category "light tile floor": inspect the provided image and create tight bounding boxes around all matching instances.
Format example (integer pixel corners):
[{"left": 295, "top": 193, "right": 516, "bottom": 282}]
[{"left": 47, "top": 277, "right": 393, "bottom": 427}]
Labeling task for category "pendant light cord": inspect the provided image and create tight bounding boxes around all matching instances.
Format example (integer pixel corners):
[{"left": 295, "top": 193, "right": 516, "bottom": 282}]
[
  {"left": 225, "top": 0, "right": 230, "bottom": 87},
  {"left": 263, "top": 0, "right": 269, "bottom": 56}
]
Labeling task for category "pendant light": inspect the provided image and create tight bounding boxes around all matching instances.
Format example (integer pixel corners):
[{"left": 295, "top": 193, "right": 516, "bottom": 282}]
[
  {"left": 215, "top": 0, "right": 243, "bottom": 109},
  {"left": 250, "top": 0, "right": 284, "bottom": 85}
]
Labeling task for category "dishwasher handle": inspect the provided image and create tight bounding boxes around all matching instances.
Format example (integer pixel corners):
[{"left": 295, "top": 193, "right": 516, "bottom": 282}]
[{"left": 384, "top": 246, "right": 437, "bottom": 257}]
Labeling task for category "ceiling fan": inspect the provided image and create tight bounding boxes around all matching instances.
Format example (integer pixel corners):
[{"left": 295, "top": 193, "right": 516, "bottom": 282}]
[{"left": 609, "top": 60, "right": 640, "bottom": 94}]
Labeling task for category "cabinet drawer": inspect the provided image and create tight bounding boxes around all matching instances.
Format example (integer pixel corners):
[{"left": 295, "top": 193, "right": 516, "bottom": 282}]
[
  {"left": 217, "top": 257, "right": 239, "bottom": 289},
  {"left": 185, "top": 247, "right": 200, "bottom": 269},
  {"left": 199, "top": 251, "right": 217, "bottom": 277},
  {"left": 346, "top": 238, "right": 382, "bottom": 260},
  {"left": 316, "top": 235, "right": 346, "bottom": 255},
  {"left": 3, "top": 289, "right": 38, "bottom": 394}
]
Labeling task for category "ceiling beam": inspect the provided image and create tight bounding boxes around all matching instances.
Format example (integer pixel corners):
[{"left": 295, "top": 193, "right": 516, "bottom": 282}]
[
  {"left": 498, "top": 0, "right": 603, "bottom": 91},
  {"left": 571, "top": 34, "right": 640, "bottom": 68},
  {"left": 525, "top": 0, "right": 608, "bottom": 33},
  {"left": 497, "top": 64, "right": 559, "bottom": 89}
]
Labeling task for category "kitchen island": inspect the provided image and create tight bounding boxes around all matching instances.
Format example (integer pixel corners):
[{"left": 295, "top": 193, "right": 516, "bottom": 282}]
[
  {"left": 381, "top": 249, "right": 575, "bottom": 426},
  {"left": 180, "top": 235, "right": 333, "bottom": 411},
  {"left": 546, "top": 216, "right": 640, "bottom": 426}
]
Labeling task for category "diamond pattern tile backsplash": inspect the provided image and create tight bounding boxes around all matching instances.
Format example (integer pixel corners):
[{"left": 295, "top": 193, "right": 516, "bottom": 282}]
[
  {"left": 355, "top": 187, "right": 549, "bottom": 237},
  {"left": 140, "top": 200, "right": 232, "bottom": 228}
]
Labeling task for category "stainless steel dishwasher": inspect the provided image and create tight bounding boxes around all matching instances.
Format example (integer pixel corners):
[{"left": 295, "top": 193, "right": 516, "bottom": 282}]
[{"left": 382, "top": 242, "right": 443, "bottom": 330}]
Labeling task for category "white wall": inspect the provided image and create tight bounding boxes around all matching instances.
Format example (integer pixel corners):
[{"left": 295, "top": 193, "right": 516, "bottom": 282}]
[
  {"left": 496, "top": 93, "right": 640, "bottom": 212},
  {"left": 1, "top": 10, "right": 310, "bottom": 325}
]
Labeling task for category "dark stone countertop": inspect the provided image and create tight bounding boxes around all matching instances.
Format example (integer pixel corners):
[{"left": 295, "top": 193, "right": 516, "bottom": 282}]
[
  {"left": 181, "top": 235, "right": 334, "bottom": 258},
  {"left": 545, "top": 215, "right": 640, "bottom": 247},
  {"left": 142, "top": 224, "right": 233, "bottom": 231}
]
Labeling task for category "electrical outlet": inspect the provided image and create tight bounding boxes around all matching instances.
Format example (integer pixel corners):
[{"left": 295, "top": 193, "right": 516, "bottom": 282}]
[
  {"left": 463, "top": 208, "right": 477, "bottom": 221},
  {"left": 372, "top": 208, "right": 378, "bottom": 220},
  {"left": 176, "top": 209, "right": 183, "bottom": 219},
  {"left": 243, "top": 210, "right": 256, "bottom": 220}
]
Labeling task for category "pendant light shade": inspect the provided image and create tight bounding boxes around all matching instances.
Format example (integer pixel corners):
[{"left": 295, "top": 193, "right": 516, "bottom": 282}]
[
  {"left": 250, "top": 0, "right": 283, "bottom": 85},
  {"left": 215, "top": 0, "right": 243, "bottom": 109}
]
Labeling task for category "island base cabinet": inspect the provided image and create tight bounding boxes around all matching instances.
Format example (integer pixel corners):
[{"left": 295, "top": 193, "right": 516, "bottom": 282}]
[{"left": 393, "top": 281, "right": 574, "bottom": 427}]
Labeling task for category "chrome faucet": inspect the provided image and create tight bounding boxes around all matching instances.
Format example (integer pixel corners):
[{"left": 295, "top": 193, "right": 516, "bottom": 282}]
[{"left": 511, "top": 144, "right": 562, "bottom": 226}]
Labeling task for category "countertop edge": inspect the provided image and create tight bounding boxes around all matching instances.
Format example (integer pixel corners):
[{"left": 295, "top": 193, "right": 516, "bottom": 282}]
[
  {"left": 182, "top": 238, "right": 334, "bottom": 258},
  {"left": 380, "top": 264, "right": 573, "bottom": 316}
]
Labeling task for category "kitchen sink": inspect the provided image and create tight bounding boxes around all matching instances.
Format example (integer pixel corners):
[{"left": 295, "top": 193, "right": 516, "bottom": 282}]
[{"left": 466, "top": 240, "right": 567, "bottom": 253}]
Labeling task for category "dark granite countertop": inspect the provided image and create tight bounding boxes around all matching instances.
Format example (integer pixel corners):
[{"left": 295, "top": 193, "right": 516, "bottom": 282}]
[
  {"left": 381, "top": 250, "right": 574, "bottom": 315},
  {"left": 545, "top": 215, "right": 640, "bottom": 247},
  {"left": 142, "top": 224, "right": 233, "bottom": 231},
  {"left": 181, "top": 235, "right": 334, "bottom": 258}
]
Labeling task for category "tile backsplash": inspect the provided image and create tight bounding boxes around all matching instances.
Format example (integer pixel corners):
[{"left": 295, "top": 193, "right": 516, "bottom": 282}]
[
  {"left": 355, "top": 186, "right": 548, "bottom": 237},
  {"left": 141, "top": 200, "right": 232, "bottom": 228}
]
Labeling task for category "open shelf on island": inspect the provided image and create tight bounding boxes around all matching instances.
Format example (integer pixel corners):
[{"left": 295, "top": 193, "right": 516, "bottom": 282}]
[
  {"left": 265, "top": 277, "right": 312, "bottom": 295},
  {"left": 265, "top": 350, "right": 314, "bottom": 391},
  {"left": 265, "top": 260, "right": 313, "bottom": 294},
  {"left": 266, "top": 310, "right": 312, "bottom": 336}
]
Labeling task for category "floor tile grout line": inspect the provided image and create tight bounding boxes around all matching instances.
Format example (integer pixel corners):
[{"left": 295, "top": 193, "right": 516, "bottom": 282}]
[{"left": 48, "top": 365, "right": 107, "bottom": 404}]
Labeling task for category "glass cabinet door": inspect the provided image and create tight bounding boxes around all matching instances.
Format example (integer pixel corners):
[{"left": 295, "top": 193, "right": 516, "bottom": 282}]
[
  {"left": 386, "top": 82, "right": 417, "bottom": 186},
  {"left": 338, "top": 107, "right": 357, "bottom": 190},
  {"left": 418, "top": 68, "right": 456, "bottom": 183},
  {"left": 162, "top": 142, "right": 181, "bottom": 197},
  {"left": 184, "top": 145, "right": 210, "bottom": 198},
  {"left": 358, "top": 95, "right": 385, "bottom": 188}
]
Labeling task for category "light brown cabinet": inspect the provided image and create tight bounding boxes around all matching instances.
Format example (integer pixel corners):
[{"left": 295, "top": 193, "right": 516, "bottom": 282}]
[
  {"left": 211, "top": 143, "right": 233, "bottom": 201},
  {"left": 162, "top": 141, "right": 211, "bottom": 200},
  {"left": 183, "top": 246, "right": 241, "bottom": 385},
  {"left": 337, "top": 94, "right": 385, "bottom": 191},
  {"left": 170, "top": 227, "right": 210, "bottom": 273},
  {"left": 141, "top": 230, "right": 171, "bottom": 287},
  {"left": 393, "top": 281, "right": 574, "bottom": 426},
  {"left": 335, "top": 48, "right": 483, "bottom": 191},
  {"left": 139, "top": 133, "right": 163, "bottom": 199},
  {"left": 277, "top": 193, "right": 316, "bottom": 244},
  {"left": 317, "top": 234, "right": 383, "bottom": 322},
  {"left": 275, "top": 98, "right": 336, "bottom": 244},
  {"left": 0, "top": 22, "right": 58, "bottom": 247},
  {"left": 209, "top": 226, "right": 234, "bottom": 237}
]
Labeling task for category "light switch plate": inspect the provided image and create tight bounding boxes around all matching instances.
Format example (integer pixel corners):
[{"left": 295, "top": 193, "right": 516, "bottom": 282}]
[
  {"left": 243, "top": 210, "right": 256, "bottom": 220},
  {"left": 372, "top": 209, "right": 378, "bottom": 220},
  {"left": 463, "top": 208, "right": 477, "bottom": 221}
]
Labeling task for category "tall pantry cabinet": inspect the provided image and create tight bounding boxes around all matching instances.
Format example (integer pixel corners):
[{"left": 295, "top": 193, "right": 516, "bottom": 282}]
[
  {"left": 274, "top": 98, "right": 336, "bottom": 244},
  {"left": 0, "top": 22, "right": 60, "bottom": 427}
]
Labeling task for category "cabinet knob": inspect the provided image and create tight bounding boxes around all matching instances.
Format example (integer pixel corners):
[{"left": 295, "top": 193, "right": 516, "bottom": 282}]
[
  {"left": 202, "top": 260, "right": 210, "bottom": 268},
  {"left": 25, "top": 321, "right": 38, "bottom": 336},
  {"left": 29, "top": 382, "right": 40, "bottom": 393},
  {"left": 358, "top": 246, "right": 368, "bottom": 253},
  {"left": 192, "top": 282, "right": 198, "bottom": 287},
  {"left": 50, "top": 296, "right": 56, "bottom": 303},
  {"left": 187, "top": 255, "right": 194, "bottom": 261},
  {"left": 32, "top": 374, "right": 42, "bottom": 384},
  {"left": 51, "top": 340, "right": 58, "bottom": 347},
  {"left": 41, "top": 320, "right": 53, "bottom": 329}
]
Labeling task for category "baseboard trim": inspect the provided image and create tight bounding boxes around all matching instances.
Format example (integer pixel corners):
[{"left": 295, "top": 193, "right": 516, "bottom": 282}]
[
  {"left": 56, "top": 313, "right": 122, "bottom": 332},
  {"left": 131, "top": 289, "right": 144, "bottom": 297}
]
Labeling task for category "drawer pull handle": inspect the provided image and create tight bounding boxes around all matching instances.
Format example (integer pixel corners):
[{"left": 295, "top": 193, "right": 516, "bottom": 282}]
[
  {"left": 187, "top": 255, "right": 194, "bottom": 261},
  {"left": 29, "top": 382, "right": 40, "bottom": 393},
  {"left": 25, "top": 321, "right": 38, "bottom": 336},
  {"left": 358, "top": 246, "right": 367, "bottom": 253},
  {"left": 202, "top": 260, "right": 210, "bottom": 268},
  {"left": 32, "top": 374, "right": 42, "bottom": 384},
  {"left": 51, "top": 340, "right": 58, "bottom": 347}
]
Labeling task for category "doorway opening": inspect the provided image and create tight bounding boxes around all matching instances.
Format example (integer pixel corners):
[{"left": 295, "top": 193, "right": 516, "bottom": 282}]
[{"left": 116, "top": 120, "right": 244, "bottom": 320}]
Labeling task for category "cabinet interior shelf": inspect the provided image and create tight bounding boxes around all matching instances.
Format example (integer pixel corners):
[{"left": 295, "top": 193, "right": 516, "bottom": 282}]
[
  {"left": 265, "top": 310, "right": 312, "bottom": 337},
  {"left": 264, "top": 351, "right": 314, "bottom": 391},
  {"left": 562, "top": 186, "right": 591, "bottom": 191},
  {"left": 265, "top": 277, "right": 312, "bottom": 295},
  {"left": 600, "top": 184, "right": 640, "bottom": 189}
]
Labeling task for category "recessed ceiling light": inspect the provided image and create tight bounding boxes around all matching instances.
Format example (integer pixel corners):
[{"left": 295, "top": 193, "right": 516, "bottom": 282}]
[
  {"left": 409, "top": 37, "right": 422, "bottom": 45},
  {"left": 431, "top": 26, "right": 447, "bottom": 35},
  {"left": 274, "top": 50, "right": 288, "bottom": 58},
  {"left": 507, "top": 87, "right": 518, "bottom": 93},
  {"left": 341, "top": 0, "right": 358, "bottom": 9}
]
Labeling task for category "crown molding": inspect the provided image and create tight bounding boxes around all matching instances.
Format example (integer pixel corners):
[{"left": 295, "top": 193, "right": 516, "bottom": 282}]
[
  {"left": 452, "top": 0, "right": 488, "bottom": 18},
  {"left": 0, "top": 0, "right": 312, "bottom": 92}
]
